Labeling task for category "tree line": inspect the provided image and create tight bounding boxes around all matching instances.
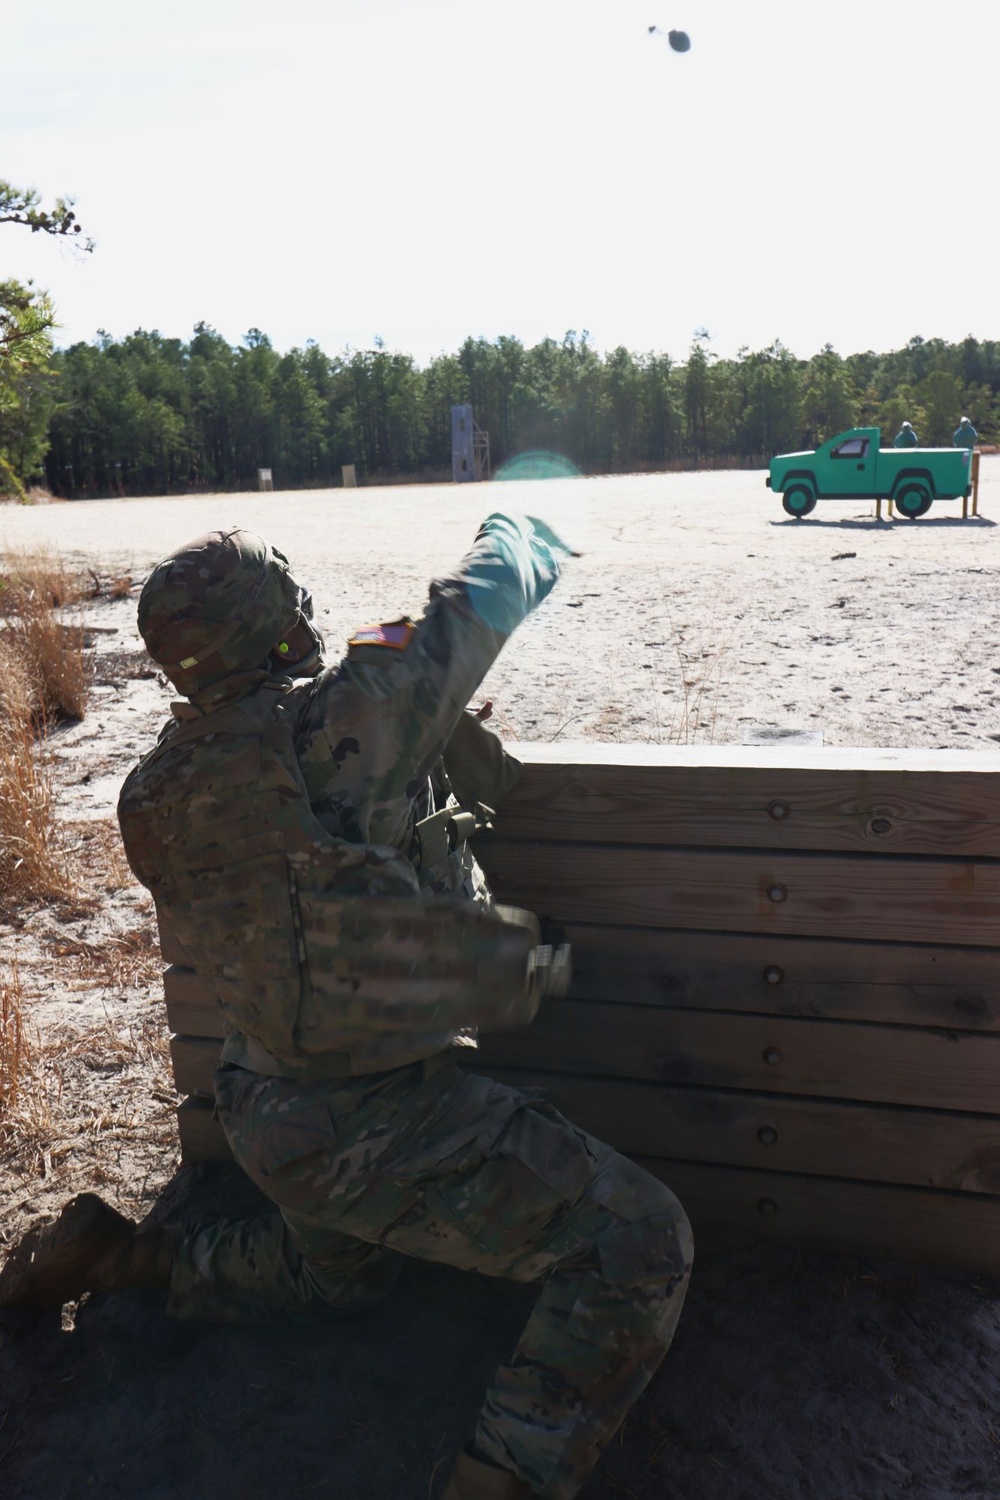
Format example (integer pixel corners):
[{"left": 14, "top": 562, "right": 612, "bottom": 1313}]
[
  {"left": 1, "top": 177, "right": 89, "bottom": 499},
  {"left": 4, "top": 323, "right": 1000, "bottom": 498}
]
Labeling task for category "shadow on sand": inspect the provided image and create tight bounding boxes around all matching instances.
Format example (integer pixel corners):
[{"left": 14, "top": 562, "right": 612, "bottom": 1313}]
[
  {"left": 771, "top": 514, "right": 997, "bottom": 531},
  {"left": 3, "top": 1161, "right": 1000, "bottom": 1500}
]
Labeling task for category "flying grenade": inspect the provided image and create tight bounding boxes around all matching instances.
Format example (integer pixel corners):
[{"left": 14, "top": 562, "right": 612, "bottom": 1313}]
[{"left": 648, "top": 24, "right": 691, "bottom": 52}]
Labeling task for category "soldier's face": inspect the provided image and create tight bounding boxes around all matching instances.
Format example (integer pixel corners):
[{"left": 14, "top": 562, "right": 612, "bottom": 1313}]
[
  {"left": 269, "top": 582, "right": 326, "bottom": 676},
  {"left": 270, "top": 616, "right": 315, "bottom": 666}
]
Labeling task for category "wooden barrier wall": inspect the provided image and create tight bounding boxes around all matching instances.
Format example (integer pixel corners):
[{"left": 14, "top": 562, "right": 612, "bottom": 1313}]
[{"left": 164, "top": 743, "right": 1000, "bottom": 1273}]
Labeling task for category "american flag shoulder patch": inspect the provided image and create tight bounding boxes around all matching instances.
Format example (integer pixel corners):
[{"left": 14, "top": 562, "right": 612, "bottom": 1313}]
[{"left": 347, "top": 618, "right": 415, "bottom": 651}]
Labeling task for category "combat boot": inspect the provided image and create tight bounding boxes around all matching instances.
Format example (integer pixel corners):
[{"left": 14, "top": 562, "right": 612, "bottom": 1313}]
[
  {"left": 442, "top": 1446, "right": 537, "bottom": 1499},
  {"left": 0, "top": 1192, "right": 175, "bottom": 1309}
]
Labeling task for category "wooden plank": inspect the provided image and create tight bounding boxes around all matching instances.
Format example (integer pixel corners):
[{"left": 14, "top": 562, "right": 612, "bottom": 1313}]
[
  {"left": 477, "top": 842, "right": 1000, "bottom": 948},
  {"left": 163, "top": 965, "right": 224, "bottom": 1038},
  {"left": 165, "top": 993, "right": 223, "bottom": 1040},
  {"left": 162, "top": 930, "right": 1000, "bottom": 1042},
  {"left": 155, "top": 904, "right": 190, "bottom": 967},
  {"left": 477, "top": 1001, "right": 1000, "bottom": 1114},
  {"left": 512, "top": 742, "right": 1000, "bottom": 776},
  {"left": 171, "top": 1035, "right": 221, "bottom": 1099},
  {"left": 472, "top": 1068, "right": 1000, "bottom": 1194},
  {"left": 177, "top": 1097, "right": 228, "bottom": 1161},
  {"left": 495, "top": 743, "right": 1000, "bottom": 856},
  {"left": 642, "top": 1158, "right": 1000, "bottom": 1274},
  {"left": 174, "top": 1095, "right": 1000, "bottom": 1272},
  {"left": 561, "top": 926, "right": 1000, "bottom": 1030},
  {"left": 161, "top": 932, "right": 1000, "bottom": 1039},
  {"left": 173, "top": 1002, "right": 1000, "bottom": 1123}
]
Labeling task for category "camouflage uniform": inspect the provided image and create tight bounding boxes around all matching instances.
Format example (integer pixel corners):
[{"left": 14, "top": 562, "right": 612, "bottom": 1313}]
[{"left": 118, "top": 516, "right": 693, "bottom": 1500}]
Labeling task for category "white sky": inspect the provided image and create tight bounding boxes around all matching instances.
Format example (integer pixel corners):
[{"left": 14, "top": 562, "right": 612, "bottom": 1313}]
[{"left": 3, "top": 0, "right": 996, "bottom": 367}]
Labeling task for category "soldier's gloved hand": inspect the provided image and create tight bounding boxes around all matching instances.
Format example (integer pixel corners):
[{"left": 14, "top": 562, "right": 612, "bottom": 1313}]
[
  {"left": 524, "top": 513, "right": 582, "bottom": 559},
  {"left": 529, "top": 941, "right": 572, "bottom": 1000},
  {"left": 463, "top": 512, "right": 576, "bottom": 635}
]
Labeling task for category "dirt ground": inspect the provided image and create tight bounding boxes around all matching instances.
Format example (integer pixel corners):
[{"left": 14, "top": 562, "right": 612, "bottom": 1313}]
[
  {"left": 4, "top": 460, "right": 1000, "bottom": 750},
  {"left": 3, "top": 468, "right": 1000, "bottom": 1499}
]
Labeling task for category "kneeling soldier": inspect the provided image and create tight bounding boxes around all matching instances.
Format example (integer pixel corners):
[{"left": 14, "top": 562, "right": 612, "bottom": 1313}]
[{"left": 0, "top": 515, "right": 693, "bottom": 1500}]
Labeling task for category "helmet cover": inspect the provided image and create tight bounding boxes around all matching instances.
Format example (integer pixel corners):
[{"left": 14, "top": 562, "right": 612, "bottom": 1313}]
[{"left": 138, "top": 528, "right": 319, "bottom": 693}]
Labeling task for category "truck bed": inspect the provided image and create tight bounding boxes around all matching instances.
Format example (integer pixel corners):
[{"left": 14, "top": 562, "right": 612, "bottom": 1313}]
[{"left": 875, "top": 447, "right": 971, "bottom": 498}]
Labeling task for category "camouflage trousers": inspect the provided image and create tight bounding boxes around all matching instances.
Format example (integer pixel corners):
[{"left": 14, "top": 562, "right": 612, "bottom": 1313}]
[{"left": 167, "top": 1057, "right": 693, "bottom": 1500}]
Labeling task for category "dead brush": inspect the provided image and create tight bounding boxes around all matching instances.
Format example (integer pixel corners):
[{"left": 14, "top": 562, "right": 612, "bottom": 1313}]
[
  {"left": 0, "top": 549, "right": 93, "bottom": 911},
  {"left": 1, "top": 1003, "right": 177, "bottom": 1186},
  {"left": 48, "top": 927, "right": 162, "bottom": 992},
  {"left": 0, "top": 959, "right": 31, "bottom": 1118},
  {"left": 0, "top": 703, "right": 75, "bottom": 910},
  {"left": 655, "top": 570, "right": 742, "bottom": 745},
  {"left": 544, "top": 621, "right": 736, "bottom": 747},
  {"left": 0, "top": 1063, "right": 55, "bottom": 1172},
  {"left": 0, "top": 550, "right": 86, "bottom": 612},
  {"left": 0, "top": 547, "right": 92, "bottom": 725},
  {"left": 65, "top": 817, "right": 136, "bottom": 895},
  {"left": 53, "top": 1005, "right": 172, "bottom": 1075}
]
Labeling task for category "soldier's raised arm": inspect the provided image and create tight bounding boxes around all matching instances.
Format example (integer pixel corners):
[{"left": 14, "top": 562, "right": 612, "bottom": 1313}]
[{"left": 304, "top": 511, "right": 573, "bottom": 836}]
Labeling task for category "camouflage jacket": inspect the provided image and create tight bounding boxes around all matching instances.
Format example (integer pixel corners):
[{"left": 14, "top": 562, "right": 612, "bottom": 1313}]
[{"left": 118, "top": 512, "right": 569, "bottom": 1078}]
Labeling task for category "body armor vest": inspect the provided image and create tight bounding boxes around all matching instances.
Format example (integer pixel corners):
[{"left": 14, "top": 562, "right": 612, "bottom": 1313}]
[{"left": 118, "top": 679, "right": 546, "bottom": 1079}]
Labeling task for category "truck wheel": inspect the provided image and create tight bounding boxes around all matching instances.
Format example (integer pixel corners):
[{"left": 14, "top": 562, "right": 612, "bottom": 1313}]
[
  {"left": 895, "top": 483, "right": 932, "bottom": 519},
  {"left": 782, "top": 485, "right": 816, "bottom": 518}
]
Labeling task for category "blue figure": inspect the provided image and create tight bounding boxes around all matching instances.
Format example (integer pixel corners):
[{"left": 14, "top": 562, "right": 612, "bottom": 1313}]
[
  {"left": 953, "top": 415, "right": 978, "bottom": 450},
  {"left": 893, "top": 421, "right": 919, "bottom": 448}
]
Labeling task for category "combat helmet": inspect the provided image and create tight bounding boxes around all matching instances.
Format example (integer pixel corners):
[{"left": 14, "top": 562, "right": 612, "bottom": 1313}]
[{"left": 138, "top": 528, "right": 324, "bottom": 695}]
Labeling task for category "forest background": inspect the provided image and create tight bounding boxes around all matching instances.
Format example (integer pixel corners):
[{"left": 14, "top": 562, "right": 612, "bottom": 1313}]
[{"left": 3, "top": 308, "right": 1000, "bottom": 500}]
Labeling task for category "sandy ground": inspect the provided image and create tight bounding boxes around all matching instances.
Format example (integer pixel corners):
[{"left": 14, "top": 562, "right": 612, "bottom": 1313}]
[
  {"left": 4, "top": 459, "right": 1000, "bottom": 749},
  {"left": 3, "top": 468, "right": 1000, "bottom": 1499}
]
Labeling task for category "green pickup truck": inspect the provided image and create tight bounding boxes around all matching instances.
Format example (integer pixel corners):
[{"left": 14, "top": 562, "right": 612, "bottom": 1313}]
[{"left": 766, "top": 427, "right": 973, "bottom": 519}]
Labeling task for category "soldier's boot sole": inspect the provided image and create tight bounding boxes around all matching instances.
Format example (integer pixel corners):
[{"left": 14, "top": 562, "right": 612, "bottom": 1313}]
[
  {"left": 0, "top": 1192, "right": 172, "bottom": 1310},
  {"left": 441, "top": 1446, "right": 537, "bottom": 1499}
]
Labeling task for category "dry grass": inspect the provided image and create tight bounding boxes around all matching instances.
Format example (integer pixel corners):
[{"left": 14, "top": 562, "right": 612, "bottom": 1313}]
[
  {"left": 542, "top": 624, "right": 737, "bottom": 747},
  {"left": 0, "top": 710, "right": 74, "bottom": 910},
  {"left": 0, "top": 1004, "right": 177, "bottom": 1187},
  {"left": 0, "top": 551, "right": 91, "bottom": 725},
  {"left": 0, "top": 960, "right": 30, "bottom": 1119},
  {"left": 662, "top": 624, "right": 736, "bottom": 745},
  {"left": 0, "top": 550, "right": 94, "bottom": 912},
  {"left": 57, "top": 1007, "right": 171, "bottom": 1075},
  {"left": 0, "top": 550, "right": 86, "bottom": 612},
  {"left": 64, "top": 818, "right": 136, "bottom": 897},
  {"left": 47, "top": 927, "right": 162, "bottom": 992},
  {"left": 0, "top": 549, "right": 180, "bottom": 1224},
  {"left": 646, "top": 570, "right": 744, "bottom": 746}
]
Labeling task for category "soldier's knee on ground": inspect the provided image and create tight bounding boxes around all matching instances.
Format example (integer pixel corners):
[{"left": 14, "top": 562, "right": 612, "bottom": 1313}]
[{"left": 300, "top": 1241, "right": 403, "bottom": 1314}]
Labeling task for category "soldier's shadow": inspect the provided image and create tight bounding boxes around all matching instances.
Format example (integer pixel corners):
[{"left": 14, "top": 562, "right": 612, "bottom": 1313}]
[
  {"left": 3, "top": 1159, "right": 534, "bottom": 1500},
  {"left": 6, "top": 1158, "right": 1000, "bottom": 1500}
]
